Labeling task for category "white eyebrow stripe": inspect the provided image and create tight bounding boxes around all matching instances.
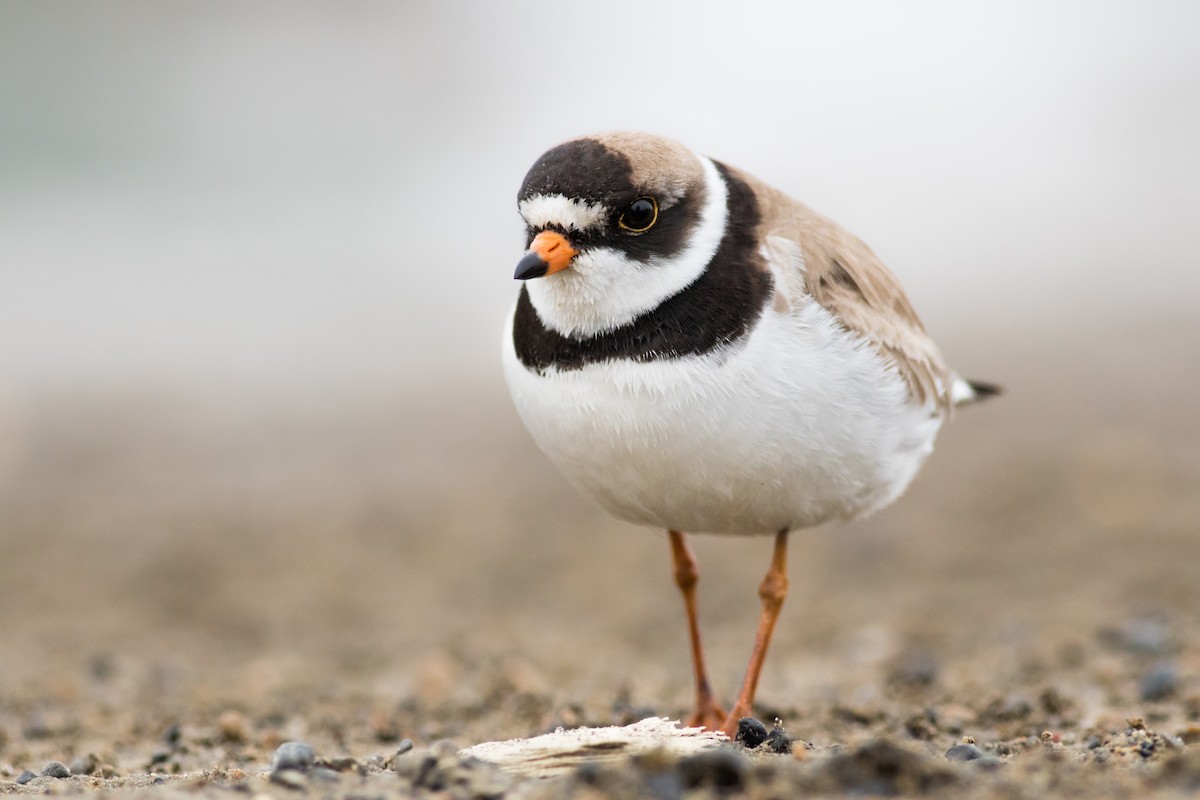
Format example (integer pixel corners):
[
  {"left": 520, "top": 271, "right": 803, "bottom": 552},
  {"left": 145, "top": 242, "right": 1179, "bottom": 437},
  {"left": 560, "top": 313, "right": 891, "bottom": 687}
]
[{"left": 519, "top": 194, "right": 607, "bottom": 231}]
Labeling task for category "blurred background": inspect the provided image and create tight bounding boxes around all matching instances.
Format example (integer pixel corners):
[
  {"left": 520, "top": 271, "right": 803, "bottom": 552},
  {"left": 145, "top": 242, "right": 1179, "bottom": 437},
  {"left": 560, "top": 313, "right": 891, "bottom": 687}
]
[{"left": 1, "top": 1, "right": 1197, "bottom": 723}]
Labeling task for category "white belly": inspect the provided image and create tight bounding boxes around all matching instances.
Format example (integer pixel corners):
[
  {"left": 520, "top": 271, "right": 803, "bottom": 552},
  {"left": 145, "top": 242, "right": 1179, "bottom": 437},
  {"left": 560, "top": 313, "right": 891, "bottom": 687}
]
[{"left": 502, "top": 297, "right": 943, "bottom": 535}]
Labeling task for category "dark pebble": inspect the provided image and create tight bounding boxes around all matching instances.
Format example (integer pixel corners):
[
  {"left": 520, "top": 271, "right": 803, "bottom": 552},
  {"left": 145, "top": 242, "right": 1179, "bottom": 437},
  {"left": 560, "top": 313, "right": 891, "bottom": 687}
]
[
  {"left": 678, "top": 749, "right": 746, "bottom": 792},
  {"left": 162, "top": 723, "right": 182, "bottom": 747},
  {"left": 147, "top": 748, "right": 172, "bottom": 767},
  {"left": 41, "top": 761, "right": 70, "bottom": 779},
  {"left": 945, "top": 743, "right": 984, "bottom": 762},
  {"left": 766, "top": 725, "right": 793, "bottom": 754},
  {"left": 271, "top": 741, "right": 316, "bottom": 773},
  {"left": 735, "top": 717, "right": 768, "bottom": 748},
  {"left": 396, "top": 738, "right": 415, "bottom": 757},
  {"left": 16, "top": 770, "right": 36, "bottom": 785},
  {"left": 1140, "top": 662, "right": 1179, "bottom": 701}
]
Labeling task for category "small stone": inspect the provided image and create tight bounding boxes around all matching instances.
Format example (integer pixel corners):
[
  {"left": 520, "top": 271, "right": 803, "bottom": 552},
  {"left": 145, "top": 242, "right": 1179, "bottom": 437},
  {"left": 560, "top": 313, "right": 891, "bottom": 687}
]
[
  {"left": 945, "top": 743, "right": 984, "bottom": 762},
  {"left": 218, "top": 710, "right": 249, "bottom": 743},
  {"left": 162, "top": 724, "right": 182, "bottom": 747},
  {"left": 396, "top": 738, "right": 415, "bottom": 757},
  {"left": 271, "top": 741, "right": 316, "bottom": 773},
  {"left": 1141, "top": 662, "right": 1180, "bottom": 702},
  {"left": 42, "top": 761, "right": 70, "bottom": 779},
  {"left": 16, "top": 770, "right": 36, "bottom": 785},
  {"left": 147, "top": 748, "right": 172, "bottom": 768},
  {"left": 734, "top": 717, "right": 768, "bottom": 748},
  {"left": 69, "top": 753, "right": 98, "bottom": 776},
  {"left": 766, "top": 725, "right": 793, "bottom": 754},
  {"left": 677, "top": 749, "right": 747, "bottom": 792}
]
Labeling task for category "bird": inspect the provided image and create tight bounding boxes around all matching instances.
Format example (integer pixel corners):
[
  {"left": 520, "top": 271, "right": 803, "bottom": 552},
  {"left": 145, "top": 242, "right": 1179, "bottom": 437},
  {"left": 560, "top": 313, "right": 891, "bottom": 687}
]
[{"left": 501, "top": 131, "right": 998, "bottom": 737}]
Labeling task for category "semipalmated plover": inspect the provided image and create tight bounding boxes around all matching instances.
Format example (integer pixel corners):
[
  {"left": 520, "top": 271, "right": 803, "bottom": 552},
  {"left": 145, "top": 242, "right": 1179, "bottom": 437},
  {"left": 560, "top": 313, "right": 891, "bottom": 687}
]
[{"left": 502, "top": 132, "right": 997, "bottom": 736}]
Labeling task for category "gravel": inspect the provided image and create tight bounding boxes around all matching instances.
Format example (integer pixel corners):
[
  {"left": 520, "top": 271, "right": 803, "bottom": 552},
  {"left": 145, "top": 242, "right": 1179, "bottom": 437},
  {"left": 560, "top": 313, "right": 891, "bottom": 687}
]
[{"left": 271, "top": 741, "right": 316, "bottom": 773}]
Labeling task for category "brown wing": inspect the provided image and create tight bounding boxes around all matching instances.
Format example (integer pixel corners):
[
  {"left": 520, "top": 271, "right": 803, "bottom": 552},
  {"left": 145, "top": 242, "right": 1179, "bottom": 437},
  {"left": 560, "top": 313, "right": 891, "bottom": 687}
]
[{"left": 735, "top": 166, "right": 953, "bottom": 412}]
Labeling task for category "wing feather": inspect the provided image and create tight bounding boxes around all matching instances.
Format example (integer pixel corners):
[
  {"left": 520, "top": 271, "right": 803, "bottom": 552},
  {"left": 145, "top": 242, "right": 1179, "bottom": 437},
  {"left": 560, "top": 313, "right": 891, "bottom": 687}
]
[{"left": 735, "top": 166, "right": 953, "bottom": 412}]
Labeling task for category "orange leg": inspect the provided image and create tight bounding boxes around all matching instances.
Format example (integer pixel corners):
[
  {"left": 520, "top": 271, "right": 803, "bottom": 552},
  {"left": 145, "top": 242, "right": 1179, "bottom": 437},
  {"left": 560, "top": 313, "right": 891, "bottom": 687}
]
[
  {"left": 721, "top": 530, "right": 789, "bottom": 737},
  {"left": 668, "top": 530, "right": 728, "bottom": 729}
]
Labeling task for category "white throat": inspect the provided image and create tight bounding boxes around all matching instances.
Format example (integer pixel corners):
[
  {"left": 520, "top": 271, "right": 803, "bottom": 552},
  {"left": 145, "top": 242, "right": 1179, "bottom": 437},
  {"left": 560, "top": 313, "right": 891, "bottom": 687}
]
[{"left": 523, "top": 157, "right": 729, "bottom": 338}]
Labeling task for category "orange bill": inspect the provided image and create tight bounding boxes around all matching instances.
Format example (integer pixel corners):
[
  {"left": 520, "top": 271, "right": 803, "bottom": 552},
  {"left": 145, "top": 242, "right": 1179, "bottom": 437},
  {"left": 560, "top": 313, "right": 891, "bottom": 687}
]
[{"left": 514, "top": 230, "right": 578, "bottom": 280}]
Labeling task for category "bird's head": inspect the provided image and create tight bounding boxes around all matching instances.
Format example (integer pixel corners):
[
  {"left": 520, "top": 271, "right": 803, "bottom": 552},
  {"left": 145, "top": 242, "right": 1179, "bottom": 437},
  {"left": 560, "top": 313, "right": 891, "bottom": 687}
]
[{"left": 514, "top": 132, "right": 729, "bottom": 337}]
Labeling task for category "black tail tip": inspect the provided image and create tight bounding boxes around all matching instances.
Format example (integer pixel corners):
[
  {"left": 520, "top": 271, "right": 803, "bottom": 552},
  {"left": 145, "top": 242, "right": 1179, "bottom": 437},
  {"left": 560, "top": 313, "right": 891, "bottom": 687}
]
[{"left": 967, "top": 379, "right": 1003, "bottom": 399}]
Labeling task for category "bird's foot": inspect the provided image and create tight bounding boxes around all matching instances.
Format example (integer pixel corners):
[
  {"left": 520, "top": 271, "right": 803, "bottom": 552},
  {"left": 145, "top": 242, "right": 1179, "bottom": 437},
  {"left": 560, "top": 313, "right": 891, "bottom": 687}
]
[{"left": 685, "top": 698, "right": 729, "bottom": 732}]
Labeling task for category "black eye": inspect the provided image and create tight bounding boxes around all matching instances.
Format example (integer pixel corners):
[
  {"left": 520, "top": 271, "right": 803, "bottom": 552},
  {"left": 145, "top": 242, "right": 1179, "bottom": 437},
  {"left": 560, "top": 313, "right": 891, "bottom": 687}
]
[{"left": 618, "top": 197, "right": 658, "bottom": 233}]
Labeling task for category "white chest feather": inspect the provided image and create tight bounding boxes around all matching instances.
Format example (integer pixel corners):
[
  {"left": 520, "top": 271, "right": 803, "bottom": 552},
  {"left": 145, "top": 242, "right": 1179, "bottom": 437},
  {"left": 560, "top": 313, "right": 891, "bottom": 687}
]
[{"left": 502, "top": 297, "right": 943, "bottom": 535}]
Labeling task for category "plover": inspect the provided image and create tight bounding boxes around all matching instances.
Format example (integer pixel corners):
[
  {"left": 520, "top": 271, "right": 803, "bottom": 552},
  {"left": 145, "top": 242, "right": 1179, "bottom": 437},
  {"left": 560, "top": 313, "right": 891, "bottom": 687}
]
[{"left": 502, "top": 132, "right": 997, "bottom": 736}]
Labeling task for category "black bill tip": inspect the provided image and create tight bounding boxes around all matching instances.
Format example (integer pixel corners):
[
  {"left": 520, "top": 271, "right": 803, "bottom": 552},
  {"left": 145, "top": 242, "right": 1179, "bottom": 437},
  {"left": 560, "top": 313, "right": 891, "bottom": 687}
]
[{"left": 514, "top": 251, "right": 549, "bottom": 280}]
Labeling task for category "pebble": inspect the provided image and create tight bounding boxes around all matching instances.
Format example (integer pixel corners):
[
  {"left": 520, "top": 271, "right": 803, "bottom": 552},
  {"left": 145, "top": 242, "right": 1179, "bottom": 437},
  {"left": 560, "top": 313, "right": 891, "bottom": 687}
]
[
  {"left": 271, "top": 741, "right": 316, "bottom": 773},
  {"left": 218, "top": 710, "right": 250, "bottom": 743},
  {"left": 1140, "top": 662, "right": 1179, "bottom": 702},
  {"left": 41, "top": 761, "right": 71, "bottom": 779},
  {"left": 735, "top": 717, "right": 768, "bottom": 749},
  {"left": 16, "top": 770, "right": 36, "bottom": 785},
  {"left": 677, "top": 749, "right": 747, "bottom": 792},
  {"left": 766, "top": 725, "right": 793, "bottom": 754},
  {"left": 69, "top": 753, "right": 98, "bottom": 776},
  {"left": 945, "top": 743, "right": 984, "bottom": 762}
]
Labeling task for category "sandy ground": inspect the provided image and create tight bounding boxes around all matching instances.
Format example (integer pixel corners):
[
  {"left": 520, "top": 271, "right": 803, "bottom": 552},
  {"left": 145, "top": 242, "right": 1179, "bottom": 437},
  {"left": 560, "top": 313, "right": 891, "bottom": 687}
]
[{"left": 1, "top": 316, "right": 1199, "bottom": 798}]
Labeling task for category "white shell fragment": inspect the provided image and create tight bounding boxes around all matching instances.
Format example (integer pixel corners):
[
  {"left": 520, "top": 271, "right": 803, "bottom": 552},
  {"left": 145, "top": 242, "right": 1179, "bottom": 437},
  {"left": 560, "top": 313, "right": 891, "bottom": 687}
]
[{"left": 460, "top": 717, "right": 727, "bottom": 777}]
